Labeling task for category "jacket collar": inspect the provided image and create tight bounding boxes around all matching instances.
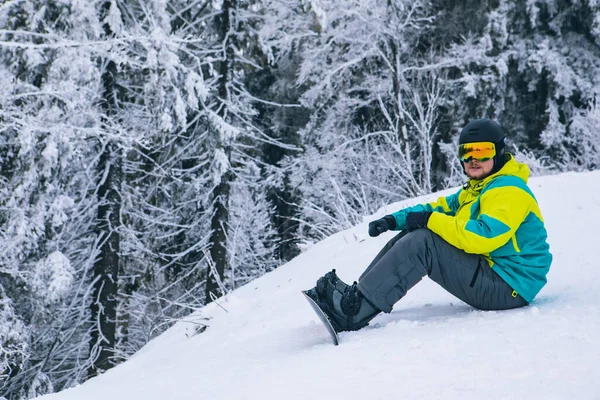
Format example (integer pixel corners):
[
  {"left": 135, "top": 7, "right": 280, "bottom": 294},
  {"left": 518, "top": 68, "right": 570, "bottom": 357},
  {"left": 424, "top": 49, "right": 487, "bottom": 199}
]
[{"left": 465, "top": 154, "right": 530, "bottom": 192}]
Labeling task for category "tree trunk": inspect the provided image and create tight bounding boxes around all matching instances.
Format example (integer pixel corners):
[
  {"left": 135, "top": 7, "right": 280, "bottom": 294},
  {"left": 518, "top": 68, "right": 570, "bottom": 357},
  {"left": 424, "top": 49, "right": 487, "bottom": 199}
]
[
  {"left": 89, "top": 142, "right": 121, "bottom": 377},
  {"left": 205, "top": 0, "right": 236, "bottom": 304},
  {"left": 89, "top": 1, "right": 121, "bottom": 376},
  {"left": 206, "top": 177, "right": 231, "bottom": 301}
]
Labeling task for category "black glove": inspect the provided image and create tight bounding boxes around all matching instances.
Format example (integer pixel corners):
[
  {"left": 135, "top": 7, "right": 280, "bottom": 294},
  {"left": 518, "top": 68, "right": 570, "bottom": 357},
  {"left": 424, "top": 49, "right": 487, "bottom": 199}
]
[
  {"left": 405, "top": 211, "right": 433, "bottom": 231},
  {"left": 368, "top": 215, "right": 396, "bottom": 237}
]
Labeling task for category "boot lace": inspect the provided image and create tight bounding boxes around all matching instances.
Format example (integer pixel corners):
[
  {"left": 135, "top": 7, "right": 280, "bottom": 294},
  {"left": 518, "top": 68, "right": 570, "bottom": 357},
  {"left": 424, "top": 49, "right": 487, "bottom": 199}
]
[
  {"left": 316, "top": 269, "right": 338, "bottom": 298},
  {"left": 341, "top": 282, "right": 362, "bottom": 316}
]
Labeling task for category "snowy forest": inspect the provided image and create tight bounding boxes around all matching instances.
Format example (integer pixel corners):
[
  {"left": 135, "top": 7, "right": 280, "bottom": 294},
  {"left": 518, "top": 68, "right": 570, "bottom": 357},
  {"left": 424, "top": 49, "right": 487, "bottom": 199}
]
[{"left": 1, "top": 0, "right": 599, "bottom": 398}]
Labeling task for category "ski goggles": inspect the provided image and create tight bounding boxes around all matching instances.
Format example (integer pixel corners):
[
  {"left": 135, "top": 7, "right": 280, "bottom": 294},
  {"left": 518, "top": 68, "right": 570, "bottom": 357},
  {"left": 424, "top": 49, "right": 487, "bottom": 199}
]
[{"left": 458, "top": 141, "right": 496, "bottom": 162}]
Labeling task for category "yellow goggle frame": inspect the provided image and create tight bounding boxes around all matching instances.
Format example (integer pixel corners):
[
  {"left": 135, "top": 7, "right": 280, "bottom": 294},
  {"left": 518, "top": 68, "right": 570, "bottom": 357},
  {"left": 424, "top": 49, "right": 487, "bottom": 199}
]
[{"left": 458, "top": 141, "right": 496, "bottom": 162}]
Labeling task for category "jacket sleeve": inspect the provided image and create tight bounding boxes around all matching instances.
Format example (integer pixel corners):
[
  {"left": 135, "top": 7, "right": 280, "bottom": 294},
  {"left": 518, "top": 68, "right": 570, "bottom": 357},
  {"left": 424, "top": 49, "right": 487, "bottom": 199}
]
[
  {"left": 391, "top": 189, "right": 461, "bottom": 230},
  {"left": 427, "top": 185, "right": 532, "bottom": 254}
]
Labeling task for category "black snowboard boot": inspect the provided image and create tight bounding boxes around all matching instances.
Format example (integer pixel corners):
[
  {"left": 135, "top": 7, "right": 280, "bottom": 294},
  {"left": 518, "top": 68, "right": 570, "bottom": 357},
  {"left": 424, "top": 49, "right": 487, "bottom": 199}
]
[
  {"left": 315, "top": 269, "right": 350, "bottom": 302},
  {"left": 318, "top": 281, "right": 381, "bottom": 332}
]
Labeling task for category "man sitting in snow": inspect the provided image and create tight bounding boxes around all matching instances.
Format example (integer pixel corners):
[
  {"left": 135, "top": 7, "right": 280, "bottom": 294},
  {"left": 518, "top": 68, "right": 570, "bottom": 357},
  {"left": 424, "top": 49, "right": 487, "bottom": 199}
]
[{"left": 306, "top": 118, "right": 552, "bottom": 332}]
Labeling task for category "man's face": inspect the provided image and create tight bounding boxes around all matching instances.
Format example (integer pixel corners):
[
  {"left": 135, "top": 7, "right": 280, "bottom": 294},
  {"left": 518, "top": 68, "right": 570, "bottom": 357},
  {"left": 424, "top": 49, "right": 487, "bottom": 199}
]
[{"left": 463, "top": 158, "right": 494, "bottom": 180}]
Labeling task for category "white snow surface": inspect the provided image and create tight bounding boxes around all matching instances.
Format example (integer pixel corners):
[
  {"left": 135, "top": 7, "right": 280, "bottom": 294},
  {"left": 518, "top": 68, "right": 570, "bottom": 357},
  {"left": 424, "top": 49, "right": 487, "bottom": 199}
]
[{"left": 41, "top": 170, "right": 600, "bottom": 400}]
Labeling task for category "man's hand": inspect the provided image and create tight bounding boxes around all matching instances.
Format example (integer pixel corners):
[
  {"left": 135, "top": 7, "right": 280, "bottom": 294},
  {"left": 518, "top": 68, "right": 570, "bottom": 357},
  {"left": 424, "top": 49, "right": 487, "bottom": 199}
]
[
  {"left": 368, "top": 215, "right": 396, "bottom": 237},
  {"left": 405, "top": 211, "right": 433, "bottom": 231}
]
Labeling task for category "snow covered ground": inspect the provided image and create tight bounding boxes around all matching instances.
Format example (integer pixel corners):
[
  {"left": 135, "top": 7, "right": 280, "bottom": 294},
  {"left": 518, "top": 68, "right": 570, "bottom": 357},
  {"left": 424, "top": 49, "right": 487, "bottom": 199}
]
[{"left": 41, "top": 170, "right": 600, "bottom": 400}]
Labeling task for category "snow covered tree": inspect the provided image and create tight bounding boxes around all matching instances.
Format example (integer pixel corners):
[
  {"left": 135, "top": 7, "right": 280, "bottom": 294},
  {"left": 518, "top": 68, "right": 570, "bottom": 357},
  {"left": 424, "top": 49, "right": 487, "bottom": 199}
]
[
  {"left": 431, "top": 0, "right": 600, "bottom": 171},
  {"left": 189, "top": 0, "right": 286, "bottom": 303},
  {"left": 260, "top": 0, "right": 448, "bottom": 241},
  {"left": 0, "top": 0, "right": 108, "bottom": 395}
]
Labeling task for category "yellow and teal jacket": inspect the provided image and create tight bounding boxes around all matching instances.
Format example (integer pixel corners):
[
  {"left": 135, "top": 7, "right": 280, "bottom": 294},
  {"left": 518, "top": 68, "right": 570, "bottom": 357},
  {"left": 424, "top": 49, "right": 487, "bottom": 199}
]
[{"left": 391, "top": 155, "right": 552, "bottom": 302}]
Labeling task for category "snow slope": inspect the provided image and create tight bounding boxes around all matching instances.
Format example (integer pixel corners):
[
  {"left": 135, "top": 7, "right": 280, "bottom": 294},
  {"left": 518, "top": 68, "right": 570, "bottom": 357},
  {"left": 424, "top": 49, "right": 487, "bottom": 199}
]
[{"left": 41, "top": 171, "right": 600, "bottom": 400}]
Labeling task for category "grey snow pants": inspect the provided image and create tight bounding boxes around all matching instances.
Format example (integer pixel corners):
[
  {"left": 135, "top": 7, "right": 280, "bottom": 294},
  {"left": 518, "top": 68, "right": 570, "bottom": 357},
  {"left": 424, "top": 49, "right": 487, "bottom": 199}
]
[{"left": 358, "top": 229, "right": 528, "bottom": 313}]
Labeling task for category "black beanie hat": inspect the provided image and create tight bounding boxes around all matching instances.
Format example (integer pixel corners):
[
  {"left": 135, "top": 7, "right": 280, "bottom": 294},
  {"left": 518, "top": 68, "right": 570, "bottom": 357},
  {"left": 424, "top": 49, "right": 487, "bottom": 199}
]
[{"left": 459, "top": 118, "right": 506, "bottom": 174}]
